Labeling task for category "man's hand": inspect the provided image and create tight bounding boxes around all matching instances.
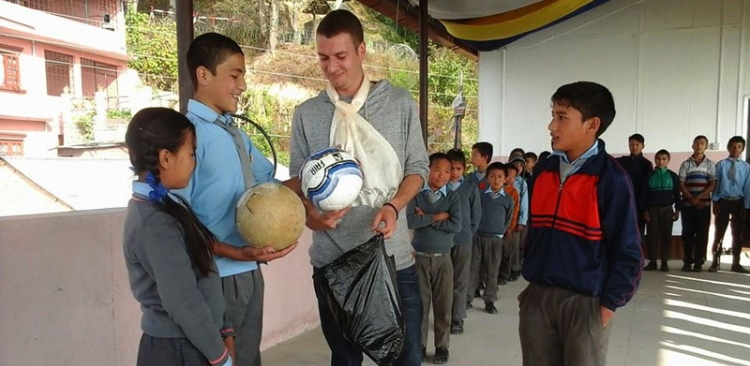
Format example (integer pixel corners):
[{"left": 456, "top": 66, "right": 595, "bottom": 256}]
[
  {"left": 694, "top": 199, "right": 707, "bottom": 210},
  {"left": 414, "top": 207, "right": 425, "bottom": 216},
  {"left": 306, "top": 207, "right": 351, "bottom": 231},
  {"left": 372, "top": 204, "right": 399, "bottom": 239},
  {"left": 432, "top": 212, "right": 449, "bottom": 222},
  {"left": 514, "top": 224, "right": 525, "bottom": 232},
  {"left": 239, "top": 241, "right": 298, "bottom": 262},
  {"left": 643, "top": 211, "right": 651, "bottom": 223},
  {"left": 713, "top": 203, "right": 720, "bottom": 216},
  {"left": 600, "top": 306, "right": 614, "bottom": 328}
]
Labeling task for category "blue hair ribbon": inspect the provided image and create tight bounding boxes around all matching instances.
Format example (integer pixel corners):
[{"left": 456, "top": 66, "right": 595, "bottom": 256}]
[{"left": 145, "top": 171, "right": 169, "bottom": 203}]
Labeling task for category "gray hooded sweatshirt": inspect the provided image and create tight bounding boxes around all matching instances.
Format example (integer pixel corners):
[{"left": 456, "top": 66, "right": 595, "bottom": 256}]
[{"left": 290, "top": 80, "right": 429, "bottom": 270}]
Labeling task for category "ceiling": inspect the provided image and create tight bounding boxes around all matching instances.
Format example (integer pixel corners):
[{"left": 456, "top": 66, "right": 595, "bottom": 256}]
[{"left": 358, "top": 0, "right": 612, "bottom": 59}]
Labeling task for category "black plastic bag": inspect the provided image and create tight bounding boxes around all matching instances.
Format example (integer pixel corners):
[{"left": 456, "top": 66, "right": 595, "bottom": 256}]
[{"left": 314, "top": 234, "right": 404, "bottom": 365}]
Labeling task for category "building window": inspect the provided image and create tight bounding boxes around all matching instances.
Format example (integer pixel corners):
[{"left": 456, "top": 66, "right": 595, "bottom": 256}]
[
  {"left": 0, "top": 140, "right": 24, "bottom": 156},
  {"left": 45, "top": 50, "right": 75, "bottom": 96},
  {"left": 0, "top": 50, "right": 21, "bottom": 91},
  {"left": 81, "top": 58, "right": 119, "bottom": 108},
  {"left": 15, "top": 0, "right": 120, "bottom": 28}
]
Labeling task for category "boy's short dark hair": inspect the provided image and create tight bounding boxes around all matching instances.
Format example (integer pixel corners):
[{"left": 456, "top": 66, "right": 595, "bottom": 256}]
[
  {"left": 510, "top": 148, "right": 525, "bottom": 158},
  {"left": 472, "top": 142, "right": 493, "bottom": 163},
  {"left": 629, "top": 133, "right": 645, "bottom": 144},
  {"left": 655, "top": 149, "right": 670, "bottom": 160},
  {"left": 487, "top": 162, "right": 508, "bottom": 176},
  {"left": 727, "top": 136, "right": 746, "bottom": 149},
  {"left": 551, "top": 81, "right": 616, "bottom": 137},
  {"left": 187, "top": 32, "right": 243, "bottom": 91},
  {"left": 538, "top": 151, "right": 551, "bottom": 162},
  {"left": 429, "top": 152, "right": 451, "bottom": 167},
  {"left": 694, "top": 135, "right": 709, "bottom": 144},
  {"left": 446, "top": 148, "right": 467, "bottom": 167},
  {"left": 316, "top": 10, "right": 364, "bottom": 47},
  {"left": 524, "top": 152, "right": 538, "bottom": 161}
]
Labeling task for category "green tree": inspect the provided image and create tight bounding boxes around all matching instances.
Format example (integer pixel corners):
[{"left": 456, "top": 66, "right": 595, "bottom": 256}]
[{"left": 125, "top": 10, "right": 178, "bottom": 91}]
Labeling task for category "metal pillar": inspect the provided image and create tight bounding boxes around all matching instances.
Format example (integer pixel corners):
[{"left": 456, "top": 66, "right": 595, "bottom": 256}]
[
  {"left": 419, "top": 0, "right": 428, "bottom": 147},
  {"left": 176, "top": 0, "right": 194, "bottom": 114}
]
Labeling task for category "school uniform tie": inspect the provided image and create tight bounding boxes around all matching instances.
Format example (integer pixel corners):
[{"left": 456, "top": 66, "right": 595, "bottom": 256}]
[
  {"left": 428, "top": 191, "right": 442, "bottom": 204},
  {"left": 728, "top": 160, "right": 736, "bottom": 183},
  {"left": 212, "top": 116, "right": 255, "bottom": 190}
]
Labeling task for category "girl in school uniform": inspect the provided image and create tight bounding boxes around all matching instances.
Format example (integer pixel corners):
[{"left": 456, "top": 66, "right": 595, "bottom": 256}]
[{"left": 123, "top": 107, "right": 232, "bottom": 366}]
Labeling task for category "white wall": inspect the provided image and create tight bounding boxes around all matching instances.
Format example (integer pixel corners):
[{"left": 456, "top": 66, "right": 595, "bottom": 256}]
[
  {"left": 479, "top": 0, "right": 750, "bottom": 157},
  {"left": 0, "top": 209, "right": 319, "bottom": 365}
]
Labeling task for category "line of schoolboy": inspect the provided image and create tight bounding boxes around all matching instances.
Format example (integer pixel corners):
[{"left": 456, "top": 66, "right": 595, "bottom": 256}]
[
  {"left": 621, "top": 133, "right": 750, "bottom": 274},
  {"left": 409, "top": 140, "right": 542, "bottom": 363}
]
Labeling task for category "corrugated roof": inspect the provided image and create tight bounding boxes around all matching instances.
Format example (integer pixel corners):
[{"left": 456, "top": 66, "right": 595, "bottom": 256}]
[
  {"left": 1, "top": 155, "right": 292, "bottom": 215},
  {"left": 1, "top": 157, "right": 134, "bottom": 211},
  {"left": 0, "top": 161, "right": 71, "bottom": 216}
]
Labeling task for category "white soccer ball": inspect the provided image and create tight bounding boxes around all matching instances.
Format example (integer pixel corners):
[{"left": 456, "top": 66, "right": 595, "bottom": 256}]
[{"left": 300, "top": 147, "right": 363, "bottom": 211}]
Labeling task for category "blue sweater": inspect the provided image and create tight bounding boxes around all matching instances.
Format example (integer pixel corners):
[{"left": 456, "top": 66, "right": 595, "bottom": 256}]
[
  {"left": 123, "top": 185, "right": 229, "bottom": 365},
  {"left": 449, "top": 178, "right": 482, "bottom": 246},
  {"left": 476, "top": 188, "right": 514, "bottom": 237},
  {"left": 465, "top": 169, "right": 489, "bottom": 192},
  {"left": 407, "top": 188, "right": 462, "bottom": 254}
]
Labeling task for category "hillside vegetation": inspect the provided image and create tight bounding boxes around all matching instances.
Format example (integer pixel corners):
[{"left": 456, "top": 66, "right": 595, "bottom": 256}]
[{"left": 127, "top": 0, "right": 479, "bottom": 166}]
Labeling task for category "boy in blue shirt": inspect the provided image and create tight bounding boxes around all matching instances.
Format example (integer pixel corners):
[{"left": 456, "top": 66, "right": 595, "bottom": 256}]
[
  {"left": 466, "top": 142, "right": 493, "bottom": 190},
  {"left": 519, "top": 81, "right": 643, "bottom": 366},
  {"left": 445, "top": 149, "right": 481, "bottom": 335},
  {"left": 507, "top": 156, "right": 529, "bottom": 281},
  {"left": 178, "top": 33, "right": 297, "bottom": 366},
  {"left": 408, "top": 153, "right": 462, "bottom": 364},
  {"left": 709, "top": 136, "right": 750, "bottom": 273},
  {"left": 469, "top": 162, "right": 514, "bottom": 315}
]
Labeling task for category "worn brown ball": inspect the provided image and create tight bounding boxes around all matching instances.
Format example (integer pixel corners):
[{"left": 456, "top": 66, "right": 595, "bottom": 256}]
[{"left": 236, "top": 182, "right": 305, "bottom": 250}]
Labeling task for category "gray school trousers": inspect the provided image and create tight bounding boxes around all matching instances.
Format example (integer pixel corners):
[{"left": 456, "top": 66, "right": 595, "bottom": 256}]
[
  {"left": 416, "top": 254, "right": 453, "bottom": 349},
  {"left": 469, "top": 235, "right": 503, "bottom": 303},
  {"left": 222, "top": 268, "right": 264, "bottom": 366},
  {"left": 451, "top": 244, "right": 472, "bottom": 321},
  {"left": 499, "top": 231, "right": 519, "bottom": 280},
  {"left": 518, "top": 282, "right": 611, "bottom": 366},
  {"left": 513, "top": 225, "right": 528, "bottom": 272}
]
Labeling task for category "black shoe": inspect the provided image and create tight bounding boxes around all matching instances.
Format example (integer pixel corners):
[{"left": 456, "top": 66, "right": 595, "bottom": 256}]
[
  {"left": 485, "top": 301, "right": 498, "bottom": 314},
  {"left": 692, "top": 265, "right": 703, "bottom": 273},
  {"left": 465, "top": 301, "right": 473, "bottom": 309},
  {"left": 681, "top": 264, "right": 692, "bottom": 272},
  {"left": 421, "top": 346, "right": 426, "bottom": 361},
  {"left": 474, "top": 289, "right": 481, "bottom": 298},
  {"left": 708, "top": 263, "right": 719, "bottom": 272},
  {"left": 644, "top": 262, "right": 658, "bottom": 271},
  {"left": 731, "top": 264, "right": 750, "bottom": 273},
  {"left": 509, "top": 271, "right": 519, "bottom": 281},
  {"left": 433, "top": 347, "right": 449, "bottom": 364},
  {"left": 498, "top": 279, "right": 508, "bottom": 286},
  {"left": 660, "top": 263, "right": 670, "bottom": 272},
  {"left": 450, "top": 320, "right": 464, "bottom": 335}
]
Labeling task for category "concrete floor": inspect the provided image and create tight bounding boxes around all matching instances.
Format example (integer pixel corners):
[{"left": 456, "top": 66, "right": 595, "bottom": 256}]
[{"left": 262, "top": 253, "right": 750, "bottom": 366}]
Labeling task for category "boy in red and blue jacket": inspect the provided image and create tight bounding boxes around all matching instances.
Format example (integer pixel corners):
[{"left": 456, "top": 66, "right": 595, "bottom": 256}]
[{"left": 518, "top": 81, "right": 643, "bottom": 366}]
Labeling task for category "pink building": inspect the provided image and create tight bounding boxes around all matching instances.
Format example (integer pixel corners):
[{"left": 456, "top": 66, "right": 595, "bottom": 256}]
[{"left": 0, "top": 0, "right": 129, "bottom": 157}]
